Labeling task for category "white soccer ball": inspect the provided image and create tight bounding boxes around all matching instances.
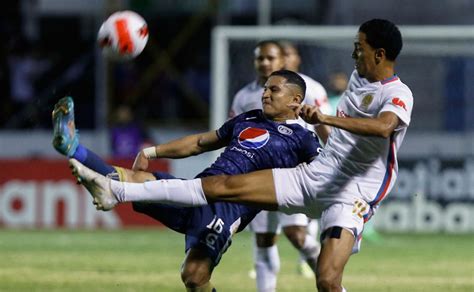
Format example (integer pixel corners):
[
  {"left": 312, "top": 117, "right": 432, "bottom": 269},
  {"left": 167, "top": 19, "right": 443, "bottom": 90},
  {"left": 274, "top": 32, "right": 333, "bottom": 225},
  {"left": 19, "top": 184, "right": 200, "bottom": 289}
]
[{"left": 97, "top": 10, "right": 149, "bottom": 61}]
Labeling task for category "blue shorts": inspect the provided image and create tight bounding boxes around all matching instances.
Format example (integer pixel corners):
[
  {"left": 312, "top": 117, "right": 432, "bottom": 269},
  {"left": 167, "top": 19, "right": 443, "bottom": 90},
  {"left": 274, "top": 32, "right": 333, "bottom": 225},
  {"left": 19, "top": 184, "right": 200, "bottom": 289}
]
[{"left": 132, "top": 171, "right": 259, "bottom": 266}]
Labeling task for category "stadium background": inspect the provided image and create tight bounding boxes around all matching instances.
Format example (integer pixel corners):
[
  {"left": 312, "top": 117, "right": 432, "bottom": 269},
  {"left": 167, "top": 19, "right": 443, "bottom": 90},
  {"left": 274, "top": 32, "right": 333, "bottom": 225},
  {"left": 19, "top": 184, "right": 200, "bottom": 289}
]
[{"left": 0, "top": 1, "right": 473, "bottom": 291}]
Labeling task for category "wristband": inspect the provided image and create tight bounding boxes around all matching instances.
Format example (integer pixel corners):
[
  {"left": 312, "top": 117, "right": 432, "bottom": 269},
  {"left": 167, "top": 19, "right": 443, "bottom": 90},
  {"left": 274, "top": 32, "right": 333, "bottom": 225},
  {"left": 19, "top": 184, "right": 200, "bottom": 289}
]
[{"left": 142, "top": 146, "right": 158, "bottom": 159}]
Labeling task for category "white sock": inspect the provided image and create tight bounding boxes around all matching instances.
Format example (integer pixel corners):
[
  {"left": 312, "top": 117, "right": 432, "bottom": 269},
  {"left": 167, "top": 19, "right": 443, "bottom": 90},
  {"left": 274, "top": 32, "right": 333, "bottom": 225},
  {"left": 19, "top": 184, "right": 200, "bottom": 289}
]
[
  {"left": 254, "top": 245, "right": 280, "bottom": 292},
  {"left": 299, "top": 219, "right": 319, "bottom": 264},
  {"left": 299, "top": 234, "right": 320, "bottom": 261},
  {"left": 307, "top": 219, "right": 319, "bottom": 238},
  {"left": 110, "top": 178, "right": 208, "bottom": 207}
]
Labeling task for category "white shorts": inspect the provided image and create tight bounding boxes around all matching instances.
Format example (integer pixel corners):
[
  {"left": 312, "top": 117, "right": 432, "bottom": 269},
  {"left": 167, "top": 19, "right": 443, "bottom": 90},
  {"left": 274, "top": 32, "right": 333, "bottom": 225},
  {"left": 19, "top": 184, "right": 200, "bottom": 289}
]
[
  {"left": 272, "top": 163, "right": 363, "bottom": 218},
  {"left": 272, "top": 163, "right": 373, "bottom": 253},
  {"left": 249, "top": 210, "right": 309, "bottom": 234},
  {"left": 319, "top": 202, "right": 367, "bottom": 254}
]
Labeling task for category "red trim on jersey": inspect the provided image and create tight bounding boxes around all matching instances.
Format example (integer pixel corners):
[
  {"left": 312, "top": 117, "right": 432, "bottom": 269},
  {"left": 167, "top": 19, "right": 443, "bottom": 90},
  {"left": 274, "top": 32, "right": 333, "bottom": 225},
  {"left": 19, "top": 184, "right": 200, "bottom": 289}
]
[{"left": 370, "top": 135, "right": 396, "bottom": 206}]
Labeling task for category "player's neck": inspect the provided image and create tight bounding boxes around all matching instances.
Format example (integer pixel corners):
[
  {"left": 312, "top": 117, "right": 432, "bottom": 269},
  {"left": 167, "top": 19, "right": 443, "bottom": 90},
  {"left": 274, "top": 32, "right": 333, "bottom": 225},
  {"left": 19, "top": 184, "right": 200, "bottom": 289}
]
[
  {"left": 269, "top": 114, "right": 297, "bottom": 122},
  {"left": 368, "top": 64, "right": 395, "bottom": 82}
]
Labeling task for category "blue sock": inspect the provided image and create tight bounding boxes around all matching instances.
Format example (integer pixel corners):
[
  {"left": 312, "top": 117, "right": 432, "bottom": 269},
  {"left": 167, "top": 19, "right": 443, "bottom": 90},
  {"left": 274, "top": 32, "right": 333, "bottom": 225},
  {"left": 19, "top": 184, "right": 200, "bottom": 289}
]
[{"left": 72, "top": 144, "right": 115, "bottom": 176}]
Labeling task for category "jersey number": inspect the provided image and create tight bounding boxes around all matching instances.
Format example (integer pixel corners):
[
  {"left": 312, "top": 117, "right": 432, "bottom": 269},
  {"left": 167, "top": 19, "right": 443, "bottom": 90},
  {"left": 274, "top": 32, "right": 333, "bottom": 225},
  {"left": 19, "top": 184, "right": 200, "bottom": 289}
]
[{"left": 204, "top": 216, "right": 225, "bottom": 250}]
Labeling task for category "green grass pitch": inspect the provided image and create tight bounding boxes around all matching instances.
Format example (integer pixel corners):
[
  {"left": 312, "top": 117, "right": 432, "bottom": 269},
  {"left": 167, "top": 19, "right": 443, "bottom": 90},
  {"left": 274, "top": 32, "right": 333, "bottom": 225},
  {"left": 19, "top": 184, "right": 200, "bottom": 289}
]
[{"left": 0, "top": 229, "right": 472, "bottom": 291}]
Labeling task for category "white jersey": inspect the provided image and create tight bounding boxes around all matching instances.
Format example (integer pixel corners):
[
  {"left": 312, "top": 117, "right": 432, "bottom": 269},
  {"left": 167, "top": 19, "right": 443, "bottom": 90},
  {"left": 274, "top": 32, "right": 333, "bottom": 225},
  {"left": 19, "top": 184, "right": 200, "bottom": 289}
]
[
  {"left": 229, "top": 81, "right": 262, "bottom": 117},
  {"left": 313, "top": 70, "right": 414, "bottom": 207},
  {"left": 299, "top": 73, "right": 332, "bottom": 116},
  {"left": 230, "top": 74, "right": 332, "bottom": 131}
]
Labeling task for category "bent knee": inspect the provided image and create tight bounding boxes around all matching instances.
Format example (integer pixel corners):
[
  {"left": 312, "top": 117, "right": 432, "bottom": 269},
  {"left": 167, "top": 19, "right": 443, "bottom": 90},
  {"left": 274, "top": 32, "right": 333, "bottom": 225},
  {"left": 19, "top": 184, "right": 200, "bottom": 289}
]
[
  {"left": 181, "top": 265, "right": 211, "bottom": 288},
  {"left": 202, "top": 175, "right": 231, "bottom": 196},
  {"left": 283, "top": 227, "right": 307, "bottom": 248},
  {"left": 255, "top": 233, "right": 277, "bottom": 247},
  {"left": 316, "top": 261, "right": 344, "bottom": 291},
  {"left": 316, "top": 277, "right": 342, "bottom": 291},
  {"left": 317, "top": 274, "right": 342, "bottom": 291}
]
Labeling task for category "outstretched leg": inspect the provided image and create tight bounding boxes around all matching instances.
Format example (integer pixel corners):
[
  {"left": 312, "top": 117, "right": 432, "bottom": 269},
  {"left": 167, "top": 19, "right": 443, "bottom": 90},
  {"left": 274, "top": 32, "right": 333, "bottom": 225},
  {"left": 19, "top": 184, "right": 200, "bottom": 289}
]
[
  {"left": 69, "top": 158, "right": 279, "bottom": 211},
  {"left": 52, "top": 96, "right": 80, "bottom": 157},
  {"left": 52, "top": 96, "right": 156, "bottom": 184},
  {"left": 201, "top": 172, "right": 278, "bottom": 209}
]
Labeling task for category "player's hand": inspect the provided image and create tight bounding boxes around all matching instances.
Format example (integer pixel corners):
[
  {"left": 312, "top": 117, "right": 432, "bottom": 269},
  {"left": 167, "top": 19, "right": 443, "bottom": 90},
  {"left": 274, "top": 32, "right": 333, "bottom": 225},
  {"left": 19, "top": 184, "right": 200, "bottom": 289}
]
[
  {"left": 288, "top": 103, "right": 323, "bottom": 125},
  {"left": 132, "top": 150, "right": 149, "bottom": 171}
]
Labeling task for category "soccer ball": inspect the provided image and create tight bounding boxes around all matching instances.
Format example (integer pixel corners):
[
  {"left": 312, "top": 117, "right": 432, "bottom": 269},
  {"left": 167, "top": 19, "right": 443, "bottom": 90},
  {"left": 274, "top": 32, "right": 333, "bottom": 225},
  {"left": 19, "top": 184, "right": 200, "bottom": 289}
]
[{"left": 97, "top": 10, "right": 149, "bottom": 61}]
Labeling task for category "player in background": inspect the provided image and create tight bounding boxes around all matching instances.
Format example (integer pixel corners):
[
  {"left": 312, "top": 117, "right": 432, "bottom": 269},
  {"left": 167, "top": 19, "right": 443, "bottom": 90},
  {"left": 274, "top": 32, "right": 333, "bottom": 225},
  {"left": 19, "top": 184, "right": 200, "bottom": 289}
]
[
  {"left": 326, "top": 72, "right": 349, "bottom": 114},
  {"left": 279, "top": 40, "right": 332, "bottom": 125},
  {"left": 53, "top": 70, "right": 321, "bottom": 292},
  {"left": 73, "top": 19, "right": 413, "bottom": 292},
  {"left": 231, "top": 40, "right": 327, "bottom": 291}
]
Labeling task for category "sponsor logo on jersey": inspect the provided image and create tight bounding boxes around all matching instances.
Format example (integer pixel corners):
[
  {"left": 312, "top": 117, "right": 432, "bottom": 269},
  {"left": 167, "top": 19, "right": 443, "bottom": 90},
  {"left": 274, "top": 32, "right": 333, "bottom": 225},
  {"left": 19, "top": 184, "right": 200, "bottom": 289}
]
[
  {"left": 238, "top": 127, "right": 270, "bottom": 149},
  {"left": 230, "top": 146, "right": 255, "bottom": 159},
  {"left": 391, "top": 97, "right": 407, "bottom": 111},
  {"left": 277, "top": 125, "right": 293, "bottom": 135},
  {"left": 361, "top": 94, "right": 374, "bottom": 109}
]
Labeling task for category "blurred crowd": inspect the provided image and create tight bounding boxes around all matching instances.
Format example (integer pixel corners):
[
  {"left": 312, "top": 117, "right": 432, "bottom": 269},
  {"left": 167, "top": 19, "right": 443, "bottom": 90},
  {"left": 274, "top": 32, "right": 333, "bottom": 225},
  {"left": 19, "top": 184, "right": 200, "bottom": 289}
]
[{"left": 0, "top": 3, "right": 213, "bottom": 132}]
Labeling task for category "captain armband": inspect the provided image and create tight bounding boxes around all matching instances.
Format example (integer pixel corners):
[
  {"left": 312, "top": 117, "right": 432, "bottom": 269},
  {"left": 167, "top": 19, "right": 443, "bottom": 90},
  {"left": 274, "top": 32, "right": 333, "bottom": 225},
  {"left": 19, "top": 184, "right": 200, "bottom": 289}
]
[{"left": 142, "top": 146, "right": 158, "bottom": 159}]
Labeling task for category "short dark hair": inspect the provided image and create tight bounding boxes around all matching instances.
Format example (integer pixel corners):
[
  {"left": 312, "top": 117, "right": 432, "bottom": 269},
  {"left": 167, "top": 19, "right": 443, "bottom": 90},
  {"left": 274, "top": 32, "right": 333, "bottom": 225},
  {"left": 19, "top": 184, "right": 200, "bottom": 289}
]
[
  {"left": 255, "top": 40, "right": 285, "bottom": 56},
  {"left": 269, "top": 69, "right": 306, "bottom": 100},
  {"left": 359, "top": 19, "right": 402, "bottom": 61}
]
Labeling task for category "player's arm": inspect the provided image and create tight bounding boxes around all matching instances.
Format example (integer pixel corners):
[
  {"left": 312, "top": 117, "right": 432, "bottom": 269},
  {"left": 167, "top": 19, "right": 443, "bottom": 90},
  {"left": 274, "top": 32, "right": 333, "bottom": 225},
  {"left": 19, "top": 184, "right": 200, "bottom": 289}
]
[
  {"left": 290, "top": 103, "right": 399, "bottom": 138},
  {"left": 132, "top": 131, "right": 226, "bottom": 171},
  {"left": 314, "top": 124, "right": 331, "bottom": 144},
  {"left": 155, "top": 130, "right": 225, "bottom": 157},
  {"left": 319, "top": 111, "right": 399, "bottom": 138}
]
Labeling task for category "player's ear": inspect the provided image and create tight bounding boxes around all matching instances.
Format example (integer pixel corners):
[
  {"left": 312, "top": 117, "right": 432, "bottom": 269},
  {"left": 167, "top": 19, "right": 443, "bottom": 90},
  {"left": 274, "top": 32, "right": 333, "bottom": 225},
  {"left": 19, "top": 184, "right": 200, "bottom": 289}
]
[
  {"left": 375, "top": 48, "right": 385, "bottom": 64},
  {"left": 294, "top": 93, "right": 303, "bottom": 104}
]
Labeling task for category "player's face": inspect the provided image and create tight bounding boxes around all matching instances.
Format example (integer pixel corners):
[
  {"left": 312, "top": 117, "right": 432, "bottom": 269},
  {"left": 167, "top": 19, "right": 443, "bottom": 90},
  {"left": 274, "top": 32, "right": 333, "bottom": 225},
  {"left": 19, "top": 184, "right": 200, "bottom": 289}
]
[
  {"left": 352, "top": 32, "right": 377, "bottom": 81},
  {"left": 254, "top": 44, "right": 285, "bottom": 79},
  {"left": 283, "top": 46, "right": 301, "bottom": 72},
  {"left": 262, "top": 76, "right": 299, "bottom": 120}
]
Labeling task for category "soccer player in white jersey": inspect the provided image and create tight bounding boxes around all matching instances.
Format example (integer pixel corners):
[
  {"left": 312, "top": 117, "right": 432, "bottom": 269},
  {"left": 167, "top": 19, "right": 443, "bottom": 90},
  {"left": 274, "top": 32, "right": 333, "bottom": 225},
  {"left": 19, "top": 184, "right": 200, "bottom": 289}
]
[
  {"left": 72, "top": 19, "right": 413, "bottom": 292},
  {"left": 231, "top": 40, "right": 326, "bottom": 291}
]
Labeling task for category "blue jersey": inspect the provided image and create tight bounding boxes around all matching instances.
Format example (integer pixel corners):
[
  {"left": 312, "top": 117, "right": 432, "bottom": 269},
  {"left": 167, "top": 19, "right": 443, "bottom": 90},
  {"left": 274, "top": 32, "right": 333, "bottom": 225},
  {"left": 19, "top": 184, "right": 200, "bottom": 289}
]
[
  {"left": 134, "top": 110, "right": 321, "bottom": 265},
  {"left": 199, "top": 110, "right": 320, "bottom": 177}
]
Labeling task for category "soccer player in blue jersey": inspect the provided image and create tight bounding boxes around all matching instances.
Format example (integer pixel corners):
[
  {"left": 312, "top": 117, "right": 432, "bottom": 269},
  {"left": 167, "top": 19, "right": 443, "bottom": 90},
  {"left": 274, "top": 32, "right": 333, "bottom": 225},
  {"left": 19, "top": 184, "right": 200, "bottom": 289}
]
[{"left": 53, "top": 70, "right": 321, "bottom": 292}]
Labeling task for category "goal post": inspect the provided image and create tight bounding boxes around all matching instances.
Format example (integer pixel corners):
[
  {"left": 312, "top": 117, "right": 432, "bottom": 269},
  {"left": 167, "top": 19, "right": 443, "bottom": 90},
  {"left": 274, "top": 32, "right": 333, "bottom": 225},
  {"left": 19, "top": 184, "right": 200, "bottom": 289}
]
[{"left": 211, "top": 25, "right": 358, "bottom": 131}]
